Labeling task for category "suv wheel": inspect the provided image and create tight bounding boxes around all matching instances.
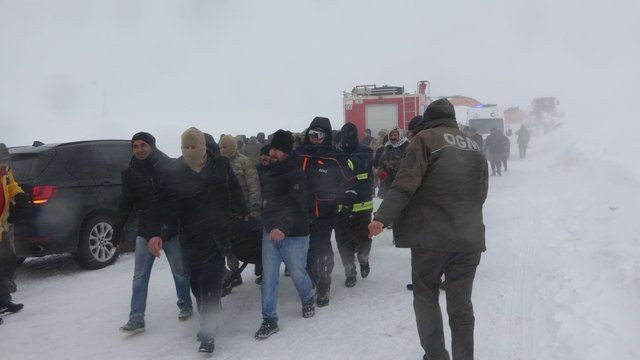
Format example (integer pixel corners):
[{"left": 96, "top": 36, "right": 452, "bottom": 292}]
[{"left": 73, "top": 214, "right": 119, "bottom": 270}]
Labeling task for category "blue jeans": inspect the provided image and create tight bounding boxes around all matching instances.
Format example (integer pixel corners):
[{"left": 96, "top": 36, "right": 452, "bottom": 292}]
[
  {"left": 129, "top": 236, "right": 192, "bottom": 322},
  {"left": 261, "top": 231, "right": 314, "bottom": 322}
]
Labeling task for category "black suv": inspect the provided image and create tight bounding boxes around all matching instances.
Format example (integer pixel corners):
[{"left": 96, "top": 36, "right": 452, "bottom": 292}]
[{"left": 8, "top": 140, "right": 136, "bottom": 269}]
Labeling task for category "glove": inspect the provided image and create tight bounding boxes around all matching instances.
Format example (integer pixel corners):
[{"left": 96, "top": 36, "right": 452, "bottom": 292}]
[{"left": 8, "top": 193, "right": 31, "bottom": 224}]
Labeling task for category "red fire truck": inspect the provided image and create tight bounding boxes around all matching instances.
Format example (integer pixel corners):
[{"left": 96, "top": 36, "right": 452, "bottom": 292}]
[{"left": 343, "top": 81, "right": 432, "bottom": 138}]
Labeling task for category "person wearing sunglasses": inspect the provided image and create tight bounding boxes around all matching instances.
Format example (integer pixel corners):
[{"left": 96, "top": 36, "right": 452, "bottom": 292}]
[{"left": 299, "top": 117, "right": 356, "bottom": 307}]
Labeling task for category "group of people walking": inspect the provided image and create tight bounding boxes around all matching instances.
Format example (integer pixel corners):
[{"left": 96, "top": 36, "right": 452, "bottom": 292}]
[
  {"left": 1, "top": 97, "right": 535, "bottom": 359},
  {"left": 110, "top": 115, "right": 375, "bottom": 353}
]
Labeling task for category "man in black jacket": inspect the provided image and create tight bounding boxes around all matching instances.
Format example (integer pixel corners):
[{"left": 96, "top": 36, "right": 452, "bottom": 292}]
[
  {"left": 254, "top": 130, "right": 315, "bottom": 340},
  {"left": 114, "top": 132, "right": 193, "bottom": 334},
  {"left": 147, "top": 127, "right": 248, "bottom": 354},
  {"left": 300, "top": 117, "right": 355, "bottom": 307},
  {"left": 335, "top": 123, "right": 373, "bottom": 288}
]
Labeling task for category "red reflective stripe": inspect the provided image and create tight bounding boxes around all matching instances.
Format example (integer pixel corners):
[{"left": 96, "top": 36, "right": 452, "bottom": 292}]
[
  {"left": 317, "top": 159, "right": 324, "bottom": 165},
  {"left": 302, "top": 157, "right": 309, "bottom": 172},
  {"left": 314, "top": 193, "right": 319, "bottom": 217}
]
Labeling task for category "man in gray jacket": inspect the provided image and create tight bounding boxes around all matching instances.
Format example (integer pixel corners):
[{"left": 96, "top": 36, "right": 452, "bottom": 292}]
[{"left": 369, "top": 99, "right": 488, "bottom": 360}]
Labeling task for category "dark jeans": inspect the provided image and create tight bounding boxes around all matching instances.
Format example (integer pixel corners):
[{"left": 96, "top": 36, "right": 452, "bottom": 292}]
[
  {"left": 306, "top": 218, "right": 335, "bottom": 290},
  {"left": 189, "top": 253, "right": 225, "bottom": 342},
  {"left": 335, "top": 212, "right": 372, "bottom": 277},
  {"left": 411, "top": 249, "right": 481, "bottom": 360},
  {"left": 0, "top": 231, "right": 18, "bottom": 305}
]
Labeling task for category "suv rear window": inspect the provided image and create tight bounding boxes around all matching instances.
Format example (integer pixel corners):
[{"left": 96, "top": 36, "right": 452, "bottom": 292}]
[
  {"left": 66, "top": 148, "right": 110, "bottom": 179},
  {"left": 97, "top": 145, "right": 132, "bottom": 177},
  {"left": 9, "top": 154, "right": 52, "bottom": 182}
]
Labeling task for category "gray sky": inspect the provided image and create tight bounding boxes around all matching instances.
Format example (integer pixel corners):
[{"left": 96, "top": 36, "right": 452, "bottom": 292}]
[{"left": 2, "top": 0, "right": 639, "bottom": 155}]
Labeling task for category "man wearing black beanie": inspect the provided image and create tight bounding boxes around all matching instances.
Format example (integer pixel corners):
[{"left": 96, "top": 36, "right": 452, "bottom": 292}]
[
  {"left": 114, "top": 132, "right": 193, "bottom": 334},
  {"left": 255, "top": 130, "right": 315, "bottom": 340}
]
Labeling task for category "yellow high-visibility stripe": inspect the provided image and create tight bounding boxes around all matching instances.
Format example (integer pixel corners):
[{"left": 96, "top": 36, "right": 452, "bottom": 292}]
[
  {"left": 347, "top": 159, "right": 355, "bottom": 171},
  {"left": 356, "top": 173, "right": 368, "bottom": 180},
  {"left": 352, "top": 201, "right": 373, "bottom": 212}
]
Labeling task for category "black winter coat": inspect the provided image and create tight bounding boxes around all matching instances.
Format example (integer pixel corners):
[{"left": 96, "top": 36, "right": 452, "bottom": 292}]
[
  {"left": 340, "top": 144, "right": 373, "bottom": 214},
  {"left": 150, "top": 154, "right": 248, "bottom": 263},
  {"left": 262, "top": 154, "right": 309, "bottom": 237},
  {"left": 113, "top": 150, "right": 173, "bottom": 243},
  {"left": 301, "top": 117, "right": 355, "bottom": 220}
]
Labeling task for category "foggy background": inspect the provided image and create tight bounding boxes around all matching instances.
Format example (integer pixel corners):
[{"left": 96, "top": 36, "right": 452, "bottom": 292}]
[{"left": 1, "top": 0, "right": 639, "bottom": 168}]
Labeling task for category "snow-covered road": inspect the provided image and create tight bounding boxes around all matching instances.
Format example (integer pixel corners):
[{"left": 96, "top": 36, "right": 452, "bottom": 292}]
[{"left": 1, "top": 126, "right": 638, "bottom": 360}]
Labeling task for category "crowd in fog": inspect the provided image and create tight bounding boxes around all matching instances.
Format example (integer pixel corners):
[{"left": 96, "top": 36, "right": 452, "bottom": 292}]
[{"left": 1, "top": 98, "right": 539, "bottom": 358}]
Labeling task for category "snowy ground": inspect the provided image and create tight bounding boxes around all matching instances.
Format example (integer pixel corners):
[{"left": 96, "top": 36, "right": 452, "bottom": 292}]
[{"left": 1, "top": 126, "right": 639, "bottom": 360}]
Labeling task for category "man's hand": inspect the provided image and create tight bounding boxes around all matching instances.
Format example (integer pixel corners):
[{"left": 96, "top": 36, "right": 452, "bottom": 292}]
[
  {"left": 148, "top": 236, "right": 163, "bottom": 258},
  {"left": 269, "top": 229, "right": 285, "bottom": 242},
  {"left": 368, "top": 221, "right": 385, "bottom": 238}
]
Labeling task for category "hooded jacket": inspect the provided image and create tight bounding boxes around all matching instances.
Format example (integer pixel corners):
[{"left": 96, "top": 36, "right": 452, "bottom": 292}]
[
  {"left": 300, "top": 117, "right": 356, "bottom": 219},
  {"left": 340, "top": 123, "right": 373, "bottom": 214},
  {"left": 485, "top": 130, "right": 510, "bottom": 160},
  {"left": 150, "top": 153, "right": 248, "bottom": 263},
  {"left": 113, "top": 148, "right": 173, "bottom": 243},
  {"left": 374, "top": 98, "right": 489, "bottom": 252}
]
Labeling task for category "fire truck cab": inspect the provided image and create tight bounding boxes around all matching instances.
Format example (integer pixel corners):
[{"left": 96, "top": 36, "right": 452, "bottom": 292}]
[{"left": 343, "top": 81, "right": 432, "bottom": 139}]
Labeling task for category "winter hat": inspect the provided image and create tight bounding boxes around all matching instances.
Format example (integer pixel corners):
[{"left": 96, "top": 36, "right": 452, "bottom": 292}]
[
  {"left": 181, "top": 127, "right": 207, "bottom": 172},
  {"left": 220, "top": 135, "right": 238, "bottom": 158},
  {"left": 203, "top": 133, "right": 220, "bottom": 155},
  {"left": 309, "top": 117, "right": 332, "bottom": 133},
  {"left": 407, "top": 115, "right": 425, "bottom": 134},
  {"left": 0, "top": 143, "right": 9, "bottom": 161},
  {"left": 270, "top": 130, "right": 294, "bottom": 154},
  {"left": 340, "top": 123, "right": 359, "bottom": 151},
  {"left": 131, "top": 132, "right": 156, "bottom": 148},
  {"left": 423, "top": 98, "right": 456, "bottom": 122},
  {"left": 260, "top": 144, "right": 270, "bottom": 156}
]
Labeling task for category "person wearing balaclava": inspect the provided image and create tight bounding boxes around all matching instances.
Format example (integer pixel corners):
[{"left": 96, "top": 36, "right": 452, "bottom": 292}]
[
  {"left": 219, "top": 134, "right": 262, "bottom": 292},
  {"left": 147, "top": 127, "right": 248, "bottom": 354},
  {"left": 369, "top": 98, "right": 488, "bottom": 360},
  {"left": 334, "top": 123, "right": 374, "bottom": 288},
  {"left": 114, "top": 132, "right": 193, "bottom": 335},
  {"left": 299, "top": 117, "right": 356, "bottom": 307}
]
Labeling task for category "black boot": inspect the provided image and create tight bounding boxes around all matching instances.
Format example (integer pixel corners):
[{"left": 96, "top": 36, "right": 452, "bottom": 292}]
[
  {"left": 344, "top": 276, "right": 356, "bottom": 288},
  {"left": 0, "top": 301, "right": 24, "bottom": 314},
  {"left": 198, "top": 339, "right": 215, "bottom": 353},
  {"left": 302, "top": 297, "right": 315, "bottom": 318},
  {"left": 316, "top": 287, "right": 330, "bottom": 307},
  {"left": 255, "top": 319, "right": 279, "bottom": 340},
  {"left": 360, "top": 262, "right": 370, "bottom": 278}
]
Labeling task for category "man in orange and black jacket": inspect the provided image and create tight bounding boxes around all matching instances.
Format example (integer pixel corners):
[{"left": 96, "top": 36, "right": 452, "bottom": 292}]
[{"left": 299, "top": 117, "right": 356, "bottom": 307}]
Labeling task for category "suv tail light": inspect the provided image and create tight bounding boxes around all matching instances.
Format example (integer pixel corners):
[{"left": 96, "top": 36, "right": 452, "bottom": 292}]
[{"left": 32, "top": 186, "right": 58, "bottom": 205}]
